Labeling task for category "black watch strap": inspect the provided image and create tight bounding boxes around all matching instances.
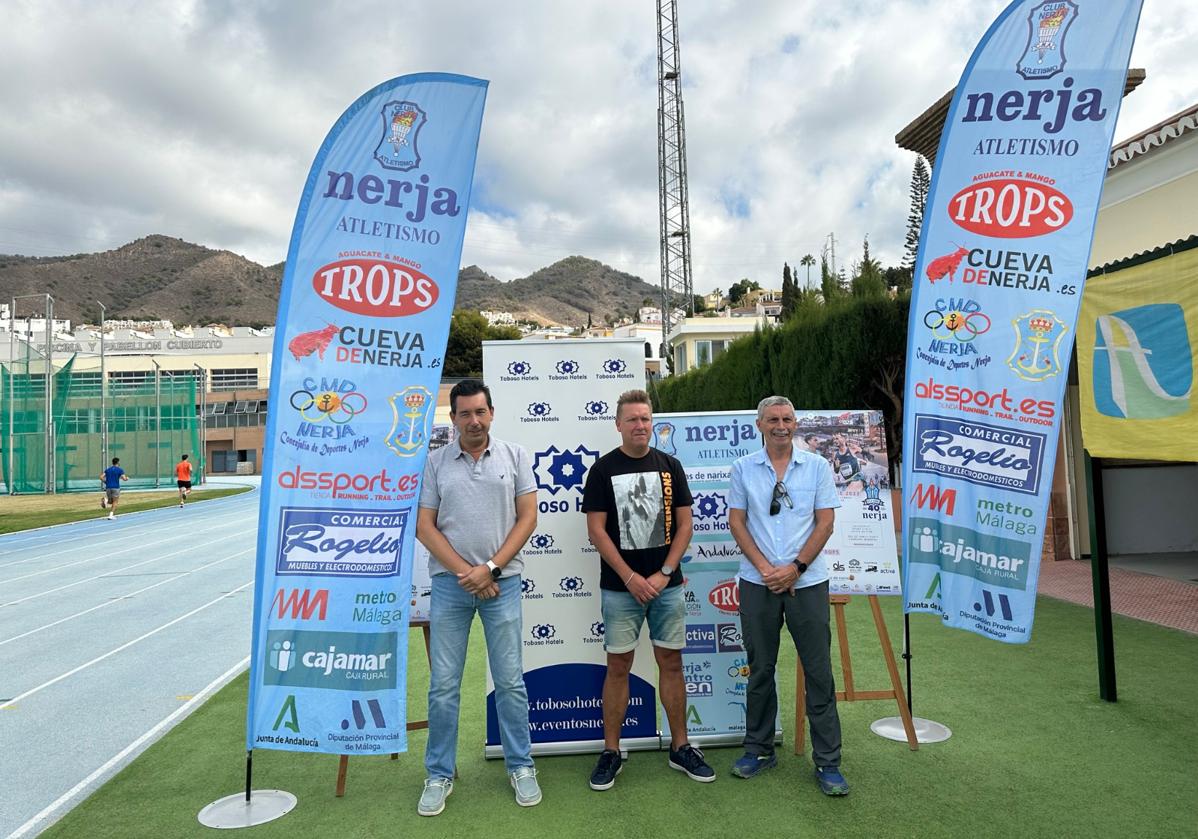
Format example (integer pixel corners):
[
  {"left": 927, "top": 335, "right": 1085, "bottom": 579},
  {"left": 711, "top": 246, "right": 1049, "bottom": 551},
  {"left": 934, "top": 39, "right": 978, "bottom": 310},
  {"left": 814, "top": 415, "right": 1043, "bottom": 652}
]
[{"left": 793, "top": 560, "right": 808, "bottom": 574}]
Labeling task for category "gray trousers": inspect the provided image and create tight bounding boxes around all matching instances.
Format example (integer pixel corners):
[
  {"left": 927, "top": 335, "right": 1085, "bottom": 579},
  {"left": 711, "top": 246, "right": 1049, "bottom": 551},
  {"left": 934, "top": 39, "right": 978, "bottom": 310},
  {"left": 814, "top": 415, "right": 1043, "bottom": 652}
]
[{"left": 738, "top": 578, "right": 842, "bottom": 767}]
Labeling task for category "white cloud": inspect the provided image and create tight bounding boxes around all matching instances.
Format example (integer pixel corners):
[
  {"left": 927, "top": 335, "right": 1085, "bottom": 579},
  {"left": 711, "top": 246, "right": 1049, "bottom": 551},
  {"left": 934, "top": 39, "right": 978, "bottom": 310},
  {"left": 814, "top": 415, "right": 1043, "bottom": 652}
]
[{"left": 0, "top": 0, "right": 1192, "bottom": 291}]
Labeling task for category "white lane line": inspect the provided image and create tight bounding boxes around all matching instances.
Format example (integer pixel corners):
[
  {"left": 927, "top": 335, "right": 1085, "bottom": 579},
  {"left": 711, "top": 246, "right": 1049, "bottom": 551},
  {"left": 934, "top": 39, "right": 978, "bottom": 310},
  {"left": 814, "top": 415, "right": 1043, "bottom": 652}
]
[
  {"left": 0, "top": 509, "right": 255, "bottom": 575},
  {"left": 0, "top": 581, "right": 253, "bottom": 711},
  {"left": 6, "top": 655, "right": 251, "bottom": 839},
  {"left": 0, "top": 489, "right": 258, "bottom": 550},
  {"left": 0, "top": 531, "right": 247, "bottom": 607},
  {"left": 0, "top": 549, "right": 253, "bottom": 647}
]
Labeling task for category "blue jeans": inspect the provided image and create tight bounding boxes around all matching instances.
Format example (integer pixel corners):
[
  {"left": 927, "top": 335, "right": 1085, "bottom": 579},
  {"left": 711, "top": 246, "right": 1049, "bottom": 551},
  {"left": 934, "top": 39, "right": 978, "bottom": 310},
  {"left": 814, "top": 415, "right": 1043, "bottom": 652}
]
[{"left": 425, "top": 573, "right": 532, "bottom": 779}]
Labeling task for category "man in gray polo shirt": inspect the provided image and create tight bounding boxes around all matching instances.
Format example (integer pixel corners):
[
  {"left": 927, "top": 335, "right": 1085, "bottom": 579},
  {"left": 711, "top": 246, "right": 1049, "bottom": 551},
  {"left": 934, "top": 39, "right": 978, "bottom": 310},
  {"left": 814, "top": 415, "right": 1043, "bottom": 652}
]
[{"left": 415, "top": 378, "right": 539, "bottom": 816}]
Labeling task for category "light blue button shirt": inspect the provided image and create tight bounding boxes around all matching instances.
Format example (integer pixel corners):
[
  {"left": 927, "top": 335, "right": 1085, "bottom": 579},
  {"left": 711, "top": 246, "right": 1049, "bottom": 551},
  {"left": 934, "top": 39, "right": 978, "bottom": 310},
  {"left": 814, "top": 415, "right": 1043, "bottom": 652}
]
[{"left": 728, "top": 443, "right": 841, "bottom": 589}]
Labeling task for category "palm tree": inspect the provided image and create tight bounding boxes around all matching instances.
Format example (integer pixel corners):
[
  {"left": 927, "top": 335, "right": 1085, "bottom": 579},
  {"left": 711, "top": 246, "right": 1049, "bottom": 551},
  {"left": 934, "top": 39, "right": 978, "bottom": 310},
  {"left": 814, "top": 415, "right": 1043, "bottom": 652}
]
[{"left": 800, "top": 254, "right": 816, "bottom": 288}]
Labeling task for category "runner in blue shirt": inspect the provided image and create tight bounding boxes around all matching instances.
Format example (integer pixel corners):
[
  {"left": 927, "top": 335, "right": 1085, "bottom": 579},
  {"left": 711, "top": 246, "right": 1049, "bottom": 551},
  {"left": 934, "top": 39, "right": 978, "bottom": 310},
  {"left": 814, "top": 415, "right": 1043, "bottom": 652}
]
[{"left": 100, "top": 457, "right": 128, "bottom": 520}]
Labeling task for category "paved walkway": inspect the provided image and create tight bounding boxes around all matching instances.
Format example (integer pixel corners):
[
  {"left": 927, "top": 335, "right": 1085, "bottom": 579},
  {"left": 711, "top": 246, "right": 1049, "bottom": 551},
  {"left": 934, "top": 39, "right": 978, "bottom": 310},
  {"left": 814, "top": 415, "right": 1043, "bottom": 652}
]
[{"left": 1037, "top": 555, "right": 1198, "bottom": 635}]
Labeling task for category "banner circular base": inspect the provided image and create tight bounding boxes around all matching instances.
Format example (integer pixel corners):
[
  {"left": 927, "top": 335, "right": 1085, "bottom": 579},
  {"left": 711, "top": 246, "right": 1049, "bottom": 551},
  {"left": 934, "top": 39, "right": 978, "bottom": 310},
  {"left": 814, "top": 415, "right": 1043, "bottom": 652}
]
[
  {"left": 870, "top": 716, "right": 952, "bottom": 744},
  {"left": 198, "top": 790, "right": 296, "bottom": 829}
]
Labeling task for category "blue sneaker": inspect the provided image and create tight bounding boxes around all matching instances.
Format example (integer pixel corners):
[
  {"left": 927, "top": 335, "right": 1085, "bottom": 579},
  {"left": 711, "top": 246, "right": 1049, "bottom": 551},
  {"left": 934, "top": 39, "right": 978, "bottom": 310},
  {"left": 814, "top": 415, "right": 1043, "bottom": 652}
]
[
  {"left": 815, "top": 765, "right": 850, "bottom": 796},
  {"left": 731, "top": 752, "right": 777, "bottom": 779}
]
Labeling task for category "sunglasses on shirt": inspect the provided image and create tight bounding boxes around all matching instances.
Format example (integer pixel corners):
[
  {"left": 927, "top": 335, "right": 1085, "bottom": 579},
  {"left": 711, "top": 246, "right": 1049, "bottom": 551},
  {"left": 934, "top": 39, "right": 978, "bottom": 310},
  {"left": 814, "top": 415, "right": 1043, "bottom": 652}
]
[{"left": 769, "top": 480, "right": 793, "bottom": 516}]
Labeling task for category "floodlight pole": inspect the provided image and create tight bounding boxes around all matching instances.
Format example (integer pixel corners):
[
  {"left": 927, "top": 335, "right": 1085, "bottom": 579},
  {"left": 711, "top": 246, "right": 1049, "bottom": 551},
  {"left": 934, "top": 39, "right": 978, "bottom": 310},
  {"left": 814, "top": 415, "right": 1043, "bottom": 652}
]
[
  {"left": 45, "top": 294, "right": 54, "bottom": 494},
  {"left": 194, "top": 363, "right": 206, "bottom": 485},
  {"left": 98, "top": 301, "right": 107, "bottom": 469},
  {"left": 152, "top": 359, "right": 161, "bottom": 487},
  {"left": 6, "top": 297, "right": 13, "bottom": 494}
]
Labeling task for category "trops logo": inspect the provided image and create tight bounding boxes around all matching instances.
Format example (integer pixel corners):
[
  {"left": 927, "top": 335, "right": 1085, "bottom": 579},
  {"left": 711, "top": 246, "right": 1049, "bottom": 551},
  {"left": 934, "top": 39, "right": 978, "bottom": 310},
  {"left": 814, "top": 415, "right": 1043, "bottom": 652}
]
[
  {"left": 275, "top": 507, "right": 407, "bottom": 577},
  {"left": 1093, "top": 303, "right": 1192, "bottom": 419},
  {"left": 908, "top": 516, "right": 1032, "bottom": 590},
  {"left": 949, "top": 174, "right": 1072, "bottom": 238},
  {"left": 912, "top": 414, "right": 1045, "bottom": 496},
  {"left": 264, "top": 630, "right": 397, "bottom": 691},
  {"left": 313, "top": 257, "right": 438, "bottom": 317},
  {"left": 374, "top": 100, "right": 426, "bottom": 171},
  {"left": 708, "top": 580, "right": 739, "bottom": 614}
]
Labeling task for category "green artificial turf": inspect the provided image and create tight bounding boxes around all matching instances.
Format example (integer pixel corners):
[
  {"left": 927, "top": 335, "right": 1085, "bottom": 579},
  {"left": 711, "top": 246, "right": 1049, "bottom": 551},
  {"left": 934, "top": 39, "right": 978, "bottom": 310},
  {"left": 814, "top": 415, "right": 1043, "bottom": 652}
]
[
  {"left": 0, "top": 486, "right": 252, "bottom": 534},
  {"left": 41, "top": 595, "right": 1198, "bottom": 839}
]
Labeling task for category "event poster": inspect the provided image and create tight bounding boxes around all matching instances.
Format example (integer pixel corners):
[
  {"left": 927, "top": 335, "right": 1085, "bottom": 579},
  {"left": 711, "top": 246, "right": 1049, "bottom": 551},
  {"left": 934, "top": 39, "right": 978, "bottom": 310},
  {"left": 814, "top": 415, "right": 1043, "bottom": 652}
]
[
  {"left": 246, "top": 73, "right": 487, "bottom": 754},
  {"left": 656, "top": 409, "right": 901, "bottom": 744},
  {"left": 483, "top": 339, "right": 657, "bottom": 755},
  {"left": 901, "top": 0, "right": 1143, "bottom": 642}
]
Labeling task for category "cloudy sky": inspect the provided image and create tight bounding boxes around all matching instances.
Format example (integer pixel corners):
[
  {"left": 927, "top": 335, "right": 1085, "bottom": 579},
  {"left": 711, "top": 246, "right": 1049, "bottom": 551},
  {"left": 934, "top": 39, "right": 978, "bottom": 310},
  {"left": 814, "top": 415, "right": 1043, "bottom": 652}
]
[{"left": 1, "top": 0, "right": 1193, "bottom": 294}]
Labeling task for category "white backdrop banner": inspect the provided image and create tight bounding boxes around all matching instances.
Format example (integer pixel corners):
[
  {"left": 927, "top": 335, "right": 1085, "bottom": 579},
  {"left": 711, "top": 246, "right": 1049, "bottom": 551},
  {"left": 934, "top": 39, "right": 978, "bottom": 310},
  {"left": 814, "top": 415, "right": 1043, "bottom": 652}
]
[{"left": 483, "top": 339, "right": 655, "bottom": 755}]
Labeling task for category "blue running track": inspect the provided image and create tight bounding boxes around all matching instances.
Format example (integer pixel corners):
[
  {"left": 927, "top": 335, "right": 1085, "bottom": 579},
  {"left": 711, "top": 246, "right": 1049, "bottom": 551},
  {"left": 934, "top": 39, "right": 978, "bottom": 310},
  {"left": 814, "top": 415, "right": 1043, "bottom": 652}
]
[{"left": 0, "top": 481, "right": 260, "bottom": 837}]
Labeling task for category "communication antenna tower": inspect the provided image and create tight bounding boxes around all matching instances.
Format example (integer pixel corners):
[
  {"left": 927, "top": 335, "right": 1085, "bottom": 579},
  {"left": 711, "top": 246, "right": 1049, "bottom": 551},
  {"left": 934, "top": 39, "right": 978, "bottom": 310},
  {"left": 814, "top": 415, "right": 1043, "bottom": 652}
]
[{"left": 657, "top": 0, "right": 694, "bottom": 348}]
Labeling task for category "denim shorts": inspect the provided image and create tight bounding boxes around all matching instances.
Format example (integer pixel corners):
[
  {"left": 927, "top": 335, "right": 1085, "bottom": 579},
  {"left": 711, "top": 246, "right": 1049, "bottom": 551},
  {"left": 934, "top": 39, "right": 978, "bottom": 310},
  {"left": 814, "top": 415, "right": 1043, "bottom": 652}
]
[{"left": 600, "top": 585, "right": 685, "bottom": 653}]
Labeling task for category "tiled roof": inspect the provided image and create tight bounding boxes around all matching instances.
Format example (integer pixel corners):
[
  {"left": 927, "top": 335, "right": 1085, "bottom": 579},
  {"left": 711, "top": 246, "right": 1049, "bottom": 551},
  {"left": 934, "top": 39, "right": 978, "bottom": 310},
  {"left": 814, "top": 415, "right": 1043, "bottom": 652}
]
[{"left": 1108, "top": 102, "right": 1198, "bottom": 169}]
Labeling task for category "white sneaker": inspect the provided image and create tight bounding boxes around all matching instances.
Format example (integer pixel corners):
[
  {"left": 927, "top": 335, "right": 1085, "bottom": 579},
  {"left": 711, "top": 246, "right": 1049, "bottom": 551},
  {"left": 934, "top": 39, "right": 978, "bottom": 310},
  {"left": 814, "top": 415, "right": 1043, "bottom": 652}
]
[
  {"left": 417, "top": 778, "right": 452, "bottom": 816},
  {"left": 107, "top": 513, "right": 114, "bottom": 520},
  {"left": 179, "top": 501, "right": 184, "bottom": 507},
  {"left": 511, "top": 766, "right": 542, "bottom": 807}
]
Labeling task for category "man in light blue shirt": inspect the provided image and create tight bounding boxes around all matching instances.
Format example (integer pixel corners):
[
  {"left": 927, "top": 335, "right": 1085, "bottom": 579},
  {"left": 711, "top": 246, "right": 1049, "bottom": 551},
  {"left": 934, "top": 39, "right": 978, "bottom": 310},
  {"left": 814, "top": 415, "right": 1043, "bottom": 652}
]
[{"left": 726, "top": 396, "right": 848, "bottom": 795}]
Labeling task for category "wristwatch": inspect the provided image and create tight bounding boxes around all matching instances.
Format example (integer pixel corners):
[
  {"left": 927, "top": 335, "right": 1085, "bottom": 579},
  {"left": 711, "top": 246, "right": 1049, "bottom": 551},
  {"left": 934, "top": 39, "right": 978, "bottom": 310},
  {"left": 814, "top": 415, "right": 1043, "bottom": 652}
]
[
  {"left": 486, "top": 560, "right": 502, "bottom": 580},
  {"left": 660, "top": 563, "right": 676, "bottom": 577},
  {"left": 792, "top": 560, "right": 808, "bottom": 575}
]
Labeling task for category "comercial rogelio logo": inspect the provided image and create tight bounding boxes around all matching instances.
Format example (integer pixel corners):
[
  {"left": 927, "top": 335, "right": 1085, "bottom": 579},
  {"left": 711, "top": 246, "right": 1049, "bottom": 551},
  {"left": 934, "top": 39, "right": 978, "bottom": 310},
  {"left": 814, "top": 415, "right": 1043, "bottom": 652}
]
[
  {"left": 385, "top": 385, "right": 433, "bottom": 457},
  {"left": 1017, "top": 1, "right": 1077, "bottom": 81},
  {"left": 911, "top": 414, "right": 1045, "bottom": 496},
  {"left": 1008, "top": 309, "right": 1068, "bottom": 382},
  {"left": 533, "top": 444, "right": 600, "bottom": 495},
  {"left": 275, "top": 507, "right": 407, "bottom": 578},
  {"left": 1093, "top": 303, "right": 1192, "bottom": 419},
  {"left": 375, "top": 100, "right": 426, "bottom": 171}
]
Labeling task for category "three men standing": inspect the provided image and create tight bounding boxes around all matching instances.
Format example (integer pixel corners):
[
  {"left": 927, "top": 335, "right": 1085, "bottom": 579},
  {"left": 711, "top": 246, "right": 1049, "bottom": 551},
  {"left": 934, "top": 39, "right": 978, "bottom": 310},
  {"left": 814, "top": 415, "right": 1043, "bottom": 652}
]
[
  {"left": 582, "top": 389, "right": 714, "bottom": 789},
  {"left": 727, "top": 396, "right": 849, "bottom": 795},
  {"left": 416, "top": 379, "right": 541, "bottom": 816}
]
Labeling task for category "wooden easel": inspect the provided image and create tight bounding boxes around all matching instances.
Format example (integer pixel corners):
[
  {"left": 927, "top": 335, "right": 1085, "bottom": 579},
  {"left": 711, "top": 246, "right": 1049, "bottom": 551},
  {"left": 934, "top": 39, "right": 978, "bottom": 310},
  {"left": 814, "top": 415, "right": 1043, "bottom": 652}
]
[
  {"left": 335, "top": 620, "right": 432, "bottom": 796},
  {"left": 793, "top": 595, "right": 918, "bottom": 753}
]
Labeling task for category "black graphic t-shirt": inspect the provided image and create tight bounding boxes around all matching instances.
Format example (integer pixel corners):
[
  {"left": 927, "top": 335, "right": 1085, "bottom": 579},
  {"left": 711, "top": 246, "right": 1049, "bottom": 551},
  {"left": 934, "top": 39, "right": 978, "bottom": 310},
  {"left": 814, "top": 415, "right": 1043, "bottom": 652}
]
[{"left": 581, "top": 447, "right": 693, "bottom": 592}]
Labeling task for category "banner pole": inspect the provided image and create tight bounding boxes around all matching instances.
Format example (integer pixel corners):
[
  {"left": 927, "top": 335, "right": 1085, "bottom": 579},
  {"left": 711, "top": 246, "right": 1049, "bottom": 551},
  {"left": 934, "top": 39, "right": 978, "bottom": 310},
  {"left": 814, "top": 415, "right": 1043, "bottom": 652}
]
[{"left": 244, "top": 750, "right": 252, "bottom": 802}]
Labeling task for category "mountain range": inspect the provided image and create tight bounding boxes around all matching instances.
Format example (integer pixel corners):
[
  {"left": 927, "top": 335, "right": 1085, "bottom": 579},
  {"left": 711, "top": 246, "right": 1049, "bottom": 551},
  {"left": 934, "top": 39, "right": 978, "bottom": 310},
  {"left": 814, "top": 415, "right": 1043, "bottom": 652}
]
[{"left": 0, "top": 235, "right": 662, "bottom": 329}]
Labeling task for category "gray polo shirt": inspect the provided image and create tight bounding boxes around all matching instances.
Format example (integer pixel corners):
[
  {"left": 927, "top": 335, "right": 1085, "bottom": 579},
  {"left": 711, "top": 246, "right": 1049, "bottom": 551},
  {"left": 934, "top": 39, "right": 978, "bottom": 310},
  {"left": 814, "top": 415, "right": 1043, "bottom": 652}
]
[{"left": 419, "top": 435, "right": 536, "bottom": 578}]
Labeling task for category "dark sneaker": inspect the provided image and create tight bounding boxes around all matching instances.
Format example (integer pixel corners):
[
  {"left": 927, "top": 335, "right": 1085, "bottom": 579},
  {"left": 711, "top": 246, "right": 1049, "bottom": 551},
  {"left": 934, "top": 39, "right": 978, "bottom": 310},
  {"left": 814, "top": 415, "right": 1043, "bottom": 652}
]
[
  {"left": 589, "top": 749, "right": 623, "bottom": 791},
  {"left": 731, "top": 752, "right": 777, "bottom": 779},
  {"left": 815, "top": 765, "right": 850, "bottom": 796},
  {"left": 669, "top": 744, "right": 715, "bottom": 782}
]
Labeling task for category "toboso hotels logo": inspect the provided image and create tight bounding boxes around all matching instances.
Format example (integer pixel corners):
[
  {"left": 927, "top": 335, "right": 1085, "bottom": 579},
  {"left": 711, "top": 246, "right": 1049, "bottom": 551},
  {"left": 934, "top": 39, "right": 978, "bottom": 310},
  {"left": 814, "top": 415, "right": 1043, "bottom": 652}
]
[
  {"left": 1093, "top": 303, "right": 1192, "bottom": 419},
  {"left": 265, "top": 630, "right": 398, "bottom": 690}
]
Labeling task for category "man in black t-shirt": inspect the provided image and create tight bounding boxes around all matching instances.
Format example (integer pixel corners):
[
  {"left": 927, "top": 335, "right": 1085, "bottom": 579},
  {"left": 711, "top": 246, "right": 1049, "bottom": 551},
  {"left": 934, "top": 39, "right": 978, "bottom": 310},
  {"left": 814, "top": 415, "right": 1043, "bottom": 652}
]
[{"left": 581, "top": 389, "right": 714, "bottom": 790}]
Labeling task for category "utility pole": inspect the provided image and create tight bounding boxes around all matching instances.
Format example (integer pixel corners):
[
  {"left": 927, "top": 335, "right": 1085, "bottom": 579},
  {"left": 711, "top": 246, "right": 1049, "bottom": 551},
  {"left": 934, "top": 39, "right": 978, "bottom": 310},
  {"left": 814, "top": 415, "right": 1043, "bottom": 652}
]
[{"left": 657, "top": 0, "right": 694, "bottom": 360}]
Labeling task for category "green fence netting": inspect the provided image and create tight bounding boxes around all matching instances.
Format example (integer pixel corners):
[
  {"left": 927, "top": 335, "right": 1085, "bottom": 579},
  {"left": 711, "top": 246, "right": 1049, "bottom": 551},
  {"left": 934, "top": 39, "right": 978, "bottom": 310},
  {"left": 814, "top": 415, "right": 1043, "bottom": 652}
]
[{"left": 1, "top": 358, "right": 202, "bottom": 493}]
